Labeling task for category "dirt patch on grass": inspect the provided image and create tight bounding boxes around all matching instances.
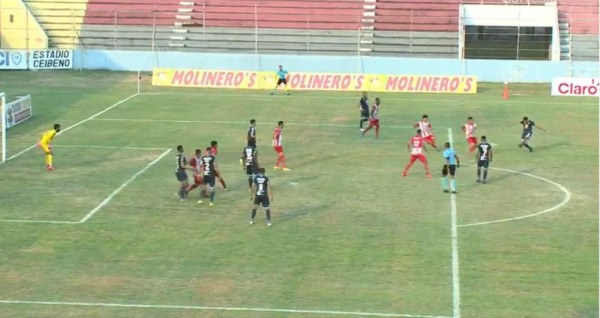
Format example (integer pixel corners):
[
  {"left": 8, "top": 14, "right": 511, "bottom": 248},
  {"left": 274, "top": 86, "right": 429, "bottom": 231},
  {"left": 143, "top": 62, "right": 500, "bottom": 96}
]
[
  {"left": 19, "top": 245, "right": 56, "bottom": 254},
  {"left": 330, "top": 115, "right": 350, "bottom": 123},
  {"left": 193, "top": 277, "right": 234, "bottom": 297}
]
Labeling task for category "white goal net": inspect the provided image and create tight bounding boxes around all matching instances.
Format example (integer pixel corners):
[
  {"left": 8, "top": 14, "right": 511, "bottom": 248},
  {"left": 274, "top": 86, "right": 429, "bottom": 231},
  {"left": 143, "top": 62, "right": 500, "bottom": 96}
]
[{"left": 1, "top": 94, "right": 33, "bottom": 162}]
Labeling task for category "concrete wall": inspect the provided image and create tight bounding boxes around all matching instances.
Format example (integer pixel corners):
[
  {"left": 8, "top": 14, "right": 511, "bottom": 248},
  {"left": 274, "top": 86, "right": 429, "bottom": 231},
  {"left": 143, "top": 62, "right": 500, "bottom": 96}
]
[{"left": 73, "top": 49, "right": 599, "bottom": 83}]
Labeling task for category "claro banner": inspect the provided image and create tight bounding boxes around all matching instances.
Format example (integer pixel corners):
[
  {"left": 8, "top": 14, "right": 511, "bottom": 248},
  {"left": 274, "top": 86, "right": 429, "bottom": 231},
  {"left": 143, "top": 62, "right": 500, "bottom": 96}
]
[
  {"left": 0, "top": 50, "right": 73, "bottom": 70},
  {"left": 551, "top": 77, "right": 599, "bottom": 97},
  {"left": 152, "top": 68, "right": 478, "bottom": 94}
]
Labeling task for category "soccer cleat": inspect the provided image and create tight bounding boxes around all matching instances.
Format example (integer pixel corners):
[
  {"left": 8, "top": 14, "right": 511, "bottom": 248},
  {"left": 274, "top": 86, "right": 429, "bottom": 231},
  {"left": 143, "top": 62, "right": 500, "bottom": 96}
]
[
  {"left": 443, "top": 189, "right": 449, "bottom": 193},
  {"left": 518, "top": 144, "right": 523, "bottom": 148},
  {"left": 250, "top": 220, "right": 254, "bottom": 225},
  {"left": 46, "top": 166, "right": 55, "bottom": 171},
  {"left": 476, "top": 179, "right": 482, "bottom": 183},
  {"left": 197, "top": 200, "right": 203, "bottom": 204},
  {"left": 482, "top": 180, "right": 487, "bottom": 184},
  {"left": 209, "top": 202, "right": 215, "bottom": 207},
  {"left": 274, "top": 166, "right": 282, "bottom": 170},
  {"left": 360, "top": 128, "right": 364, "bottom": 132},
  {"left": 451, "top": 191, "right": 457, "bottom": 194},
  {"left": 402, "top": 171, "right": 407, "bottom": 177},
  {"left": 282, "top": 167, "right": 291, "bottom": 171},
  {"left": 267, "top": 222, "right": 272, "bottom": 227},
  {"left": 223, "top": 187, "right": 228, "bottom": 191},
  {"left": 270, "top": 92, "right": 274, "bottom": 95},
  {"left": 426, "top": 174, "right": 432, "bottom": 179}
]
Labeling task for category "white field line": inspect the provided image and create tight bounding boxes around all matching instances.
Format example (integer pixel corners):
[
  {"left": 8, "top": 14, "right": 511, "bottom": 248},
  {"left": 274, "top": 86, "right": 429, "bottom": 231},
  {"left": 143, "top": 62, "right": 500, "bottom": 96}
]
[
  {"left": 447, "top": 128, "right": 461, "bottom": 318},
  {"left": 0, "top": 219, "right": 79, "bottom": 224},
  {"left": 78, "top": 148, "right": 172, "bottom": 223},
  {"left": 0, "top": 300, "right": 451, "bottom": 318},
  {"left": 458, "top": 166, "right": 572, "bottom": 228},
  {"left": 92, "top": 118, "right": 414, "bottom": 129},
  {"left": 3, "top": 93, "right": 139, "bottom": 162},
  {"left": 142, "top": 91, "right": 593, "bottom": 106},
  {"left": 54, "top": 144, "right": 168, "bottom": 151}
]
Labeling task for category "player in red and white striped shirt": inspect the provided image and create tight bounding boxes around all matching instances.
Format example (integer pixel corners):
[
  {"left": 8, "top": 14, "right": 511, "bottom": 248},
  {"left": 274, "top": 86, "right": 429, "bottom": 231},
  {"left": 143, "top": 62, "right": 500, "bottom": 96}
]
[
  {"left": 186, "top": 149, "right": 204, "bottom": 195},
  {"left": 210, "top": 140, "right": 228, "bottom": 190},
  {"left": 402, "top": 129, "right": 432, "bottom": 178},
  {"left": 361, "top": 97, "right": 381, "bottom": 138},
  {"left": 461, "top": 117, "right": 478, "bottom": 153},
  {"left": 272, "top": 121, "right": 290, "bottom": 171},
  {"left": 413, "top": 115, "right": 439, "bottom": 151}
]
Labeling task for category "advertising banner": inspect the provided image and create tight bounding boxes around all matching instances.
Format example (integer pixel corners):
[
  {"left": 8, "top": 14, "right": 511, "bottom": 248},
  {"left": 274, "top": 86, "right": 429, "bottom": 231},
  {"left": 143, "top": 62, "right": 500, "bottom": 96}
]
[
  {"left": 5, "top": 95, "right": 33, "bottom": 129},
  {"left": 0, "top": 50, "right": 27, "bottom": 70},
  {"left": 551, "top": 77, "right": 599, "bottom": 97},
  {"left": 28, "top": 50, "right": 73, "bottom": 70},
  {"left": 153, "top": 68, "right": 478, "bottom": 94},
  {"left": 0, "top": 50, "right": 73, "bottom": 70}
]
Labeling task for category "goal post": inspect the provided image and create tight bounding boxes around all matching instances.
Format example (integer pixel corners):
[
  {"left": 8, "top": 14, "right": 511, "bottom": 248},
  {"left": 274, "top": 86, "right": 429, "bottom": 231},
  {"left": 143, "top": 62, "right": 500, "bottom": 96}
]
[
  {"left": 1, "top": 92, "right": 6, "bottom": 162},
  {"left": 1, "top": 94, "right": 33, "bottom": 163}
]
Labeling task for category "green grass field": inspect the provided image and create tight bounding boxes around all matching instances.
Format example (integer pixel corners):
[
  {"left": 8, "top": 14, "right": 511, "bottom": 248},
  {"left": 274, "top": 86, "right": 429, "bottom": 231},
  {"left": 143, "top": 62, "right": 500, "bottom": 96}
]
[{"left": 0, "top": 71, "right": 597, "bottom": 318}]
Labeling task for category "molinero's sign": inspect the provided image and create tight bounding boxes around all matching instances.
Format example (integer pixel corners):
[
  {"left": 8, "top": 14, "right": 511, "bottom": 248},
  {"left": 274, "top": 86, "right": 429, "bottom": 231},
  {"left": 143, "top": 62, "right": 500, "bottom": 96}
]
[{"left": 152, "top": 68, "right": 478, "bottom": 94}]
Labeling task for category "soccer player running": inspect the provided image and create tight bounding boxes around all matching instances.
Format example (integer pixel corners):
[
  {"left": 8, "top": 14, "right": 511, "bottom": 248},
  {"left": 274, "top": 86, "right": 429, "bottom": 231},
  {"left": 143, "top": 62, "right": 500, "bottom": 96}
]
[
  {"left": 519, "top": 116, "right": 545, "bottom": 152},
  {"left": 175, "top": 145, "right": 192, "bottom": 201},
  {"left": 242, "top": 144, "right": 259, "bottom": 189},
  {"left": 402, "top": 129, "right": 432, "bottom": 178},
  {"left": 476, "top": 136, "right": 493, "bottom": 184},
  {"left": 247, "top": 119, "right": 257, "bottom": 147},
  {"left": 250, "top": 167, "right": 273, "bottom": 227},
  {"left": 462, "top": 116, "right": 478, "bottom": 153},
  {"left": 272, "top": 121, "right": 290, "bottom": 171},
  {"left": 210, "top": 140, "right": 228, "bottom": 190},
  {"left": 361, "top": 97, "right": 381, "bottom": 138},
  {"left": 414, "top": 115, "right": 439, "bottom": 151},
  {"left": 270, "top": 65, "right": 289, "bottom": 95},
  {"left": 186, "top": 149, "right": 204, "bottom": 196},
  {"left": 198, "top": 147, "right": 221, "bottom": 207},
  {"left": 358, "top": 91, "right": 370, "bottom": 132},
  {"left": 442, "top": 142, "right": 460, "bottom": 194},
  {"left": 37, "top": 123, "right": 61, "bottom": 170}
]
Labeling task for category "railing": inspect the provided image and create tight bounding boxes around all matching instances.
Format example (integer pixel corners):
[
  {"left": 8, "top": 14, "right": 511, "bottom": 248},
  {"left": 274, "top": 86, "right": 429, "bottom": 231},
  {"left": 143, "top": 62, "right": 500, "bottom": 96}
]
[{"left": 1, "top": 8, "right": 597, "bottom": 61}]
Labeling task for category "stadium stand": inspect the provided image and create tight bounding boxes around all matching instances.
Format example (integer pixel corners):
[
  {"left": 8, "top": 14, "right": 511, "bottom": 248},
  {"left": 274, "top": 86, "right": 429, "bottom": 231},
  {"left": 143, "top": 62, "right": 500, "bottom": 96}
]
[
  {"left": 372, "top": 0, "right": 459, "bottom": 58},
  {"left": 76, "top": 0, "right": 367, "bottom": 54},
  {"left": 23, "top": 0, "right": 89, "bottom": 48},
  {"left": 18, "top": 0, "right": 598, "bottom": 60}
]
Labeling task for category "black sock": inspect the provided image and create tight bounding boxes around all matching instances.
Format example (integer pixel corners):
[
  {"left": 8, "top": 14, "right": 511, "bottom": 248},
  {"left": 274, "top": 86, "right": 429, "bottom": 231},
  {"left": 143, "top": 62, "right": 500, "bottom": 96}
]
[
  {"left": 477, "top": 168, "right": 481, "bottom": 179},
  {"left": 248, "top": 175, "right": 253, "bottom": 188},
  {"left": 524, "top": 144, "right": 532, "bottom": 151},
  {"left": 359, "top": 120, "right": 363, "bottom": 129},
  {"left": 179, "top": 186, "right": 186, "bottom": 199},
  {"left": 251, "top": 208, "right": 257, "bottom": 220},
  {"left": 483, "top": 169, "right": 488, "bottom": 180},
  {"left": 266, "top": 209, "right": 271, "bottom": 222}
]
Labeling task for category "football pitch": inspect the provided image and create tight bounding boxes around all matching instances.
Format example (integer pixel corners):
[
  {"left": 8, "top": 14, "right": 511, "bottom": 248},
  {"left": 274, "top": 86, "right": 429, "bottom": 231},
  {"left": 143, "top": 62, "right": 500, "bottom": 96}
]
[{"left": 0, "top": 71, "right": 597, "bottom": 318}]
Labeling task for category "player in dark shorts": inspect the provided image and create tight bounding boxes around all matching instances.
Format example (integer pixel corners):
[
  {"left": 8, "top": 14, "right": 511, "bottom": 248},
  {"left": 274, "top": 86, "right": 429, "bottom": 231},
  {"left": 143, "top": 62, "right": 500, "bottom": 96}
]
[
  {"left": 241, "top": 145, "right": 259, "bottom": 189},
  {"left": 359, "top": 91, "right": 370, "bottom": 132},
  {"left": 198, "top": 147, "right": 220, "bottom": 207},
  {"left": 250, "top": 167, "right": 273, "bottom": 227},
  {"left": 519, "top": 116, "right": 545, "bottom": 152},
  {"left": 247, "top": 119, "right": 257, "bottom": 147},
  {"left": 476, "top": 136, "right": 493, "bottom": 184},
  {"left": 175, "top": 145, "right": 191, "bottom": 201}
]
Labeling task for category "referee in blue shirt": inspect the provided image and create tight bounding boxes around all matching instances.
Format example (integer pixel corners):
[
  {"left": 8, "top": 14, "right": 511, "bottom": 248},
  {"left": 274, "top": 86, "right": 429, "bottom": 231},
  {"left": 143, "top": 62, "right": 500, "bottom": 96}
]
[
  {"left": 270, "top": 65, "right": 289, "bottom": 95},
  {"left": 442, "top": 142, "right": 460, "bottom": 194}
]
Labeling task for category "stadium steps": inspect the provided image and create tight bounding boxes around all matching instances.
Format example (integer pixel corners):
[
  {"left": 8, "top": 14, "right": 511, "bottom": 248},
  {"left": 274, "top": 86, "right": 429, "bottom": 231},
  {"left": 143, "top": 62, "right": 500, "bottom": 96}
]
[{"left": 23, "top": 0, "right": 89, "bottom": 48}]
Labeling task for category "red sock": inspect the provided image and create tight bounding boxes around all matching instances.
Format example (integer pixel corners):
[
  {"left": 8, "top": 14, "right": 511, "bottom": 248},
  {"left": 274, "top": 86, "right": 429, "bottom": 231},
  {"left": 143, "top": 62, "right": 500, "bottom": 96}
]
[{"left": 375, "top": 125, "right": 380, "bottom": 137}]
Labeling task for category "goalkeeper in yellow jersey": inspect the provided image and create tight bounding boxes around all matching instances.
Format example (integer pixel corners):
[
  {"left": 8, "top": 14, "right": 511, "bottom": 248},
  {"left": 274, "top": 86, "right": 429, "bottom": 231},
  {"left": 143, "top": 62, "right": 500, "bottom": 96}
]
[{"left": 37, "top": 123, "right": 61, "bottom": 171}]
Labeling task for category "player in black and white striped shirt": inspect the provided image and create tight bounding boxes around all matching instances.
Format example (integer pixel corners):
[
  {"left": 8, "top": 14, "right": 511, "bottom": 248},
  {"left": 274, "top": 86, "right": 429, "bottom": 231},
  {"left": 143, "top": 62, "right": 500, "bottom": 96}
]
[{"left": 175, "top": 145, "right": 192, "bottom": 201}]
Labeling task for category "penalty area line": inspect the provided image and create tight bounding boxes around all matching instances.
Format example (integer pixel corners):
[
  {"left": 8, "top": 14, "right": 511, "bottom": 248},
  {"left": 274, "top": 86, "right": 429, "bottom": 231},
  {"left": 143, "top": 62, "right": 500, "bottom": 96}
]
[
  {"left": 0, "top": 300, "right": 451, "bottom": 318},
  {"left": 78, "top": 148, "right": 172, "bottom": 224},
  {"left": 54, "top": 145, "right": 169, "bottom": 151},
  {"left": 2, "top": 93, "right": 139, "bottom": 163},
  {"left": 92, "top": 118, "right": 415, "bottom": 129}
]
